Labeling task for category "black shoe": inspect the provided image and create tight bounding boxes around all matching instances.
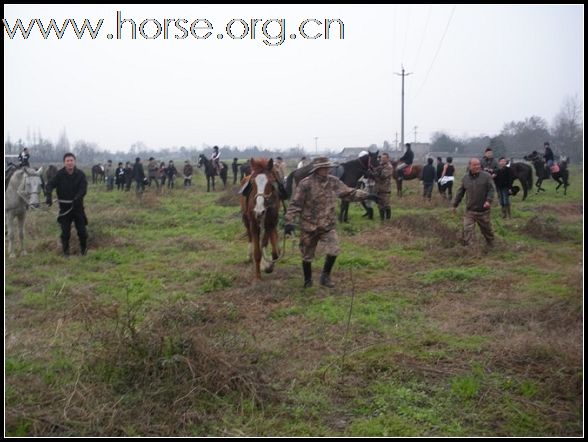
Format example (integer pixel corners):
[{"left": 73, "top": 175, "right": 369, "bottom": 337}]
[
  {"left": 303, "top": 261, "right": 312, "bottom": 289},
  {"left": 320, "top": 273, "right": 335, "bottom": 288}
]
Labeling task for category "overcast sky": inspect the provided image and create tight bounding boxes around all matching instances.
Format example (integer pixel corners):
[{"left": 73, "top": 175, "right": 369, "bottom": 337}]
[{"left": 3, "top": 4, "right": 584, "bottom": 153}]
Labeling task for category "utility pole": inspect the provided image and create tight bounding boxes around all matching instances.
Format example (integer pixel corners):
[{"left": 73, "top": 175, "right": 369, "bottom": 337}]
[
  {"left": 414, "top": 126, "right": 418, "bottom": 143},
  {"left": 394, "top": 132, "right": 398, "bottom": 151},
  {"left": 314, "top": 137, "right": 318, "bottom": 155},
  {"left": 394, "top": 66, "right": 412, "bottom": 147}
]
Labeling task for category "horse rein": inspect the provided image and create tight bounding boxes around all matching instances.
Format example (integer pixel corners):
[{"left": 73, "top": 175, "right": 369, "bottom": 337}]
[{"left": 12, "top": 170, "right": 44, "bottom": 211}]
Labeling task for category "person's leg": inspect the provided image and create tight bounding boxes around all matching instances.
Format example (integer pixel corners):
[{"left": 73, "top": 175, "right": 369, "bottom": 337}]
[
  {"left": 477, "top": 211, "right": 495, "bottom": 246},
  {"left": 300, "top": 231, "right": 319, "bottom": 288},
  {"left": 320, "top": 230, "right": 341, "bottom": 288},
  {"left": 73, "top": 212, "right": 88, "bottom": 255},
  {"left": 462, "top": 211, "right": 476, "bottom": 246},
  {"left": 59, "top": 217, "right": 72, "bottom": 256}
]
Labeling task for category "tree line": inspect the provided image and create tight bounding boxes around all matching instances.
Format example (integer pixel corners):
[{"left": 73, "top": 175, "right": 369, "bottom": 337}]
[
  {"left": 5, "top": 96, "right": 582, "bottom": 165},
  {"left": 429, "top": 96, "right": 582, "bottom": 162}
]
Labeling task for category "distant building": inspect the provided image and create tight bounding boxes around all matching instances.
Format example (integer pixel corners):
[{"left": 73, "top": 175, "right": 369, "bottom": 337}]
[{"left": 338, "top": 147, "right": 370, "bottom": 159}]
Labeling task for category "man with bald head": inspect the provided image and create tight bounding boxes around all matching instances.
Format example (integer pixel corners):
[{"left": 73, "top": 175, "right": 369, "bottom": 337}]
[{"left": 452, "top": 158, "right": 495, "bottom": 248}]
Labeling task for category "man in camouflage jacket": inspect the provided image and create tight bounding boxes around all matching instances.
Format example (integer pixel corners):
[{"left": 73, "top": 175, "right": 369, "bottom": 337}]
[{"left": 284, "top": 157, "right": 378, "bottom": 288}]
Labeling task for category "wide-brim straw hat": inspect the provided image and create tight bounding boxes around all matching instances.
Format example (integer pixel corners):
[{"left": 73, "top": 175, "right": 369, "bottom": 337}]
[{"left": 310, "top": 157, "right": 333, "bottom": 172}]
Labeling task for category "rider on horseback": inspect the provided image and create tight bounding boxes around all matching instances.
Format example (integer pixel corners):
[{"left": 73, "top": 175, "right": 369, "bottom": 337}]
[
  {"left": 211, "top": 146, "right": 221, "bottom": 175},
  {"left": 396, "top": 143, "right": 414, "bottom": 181},
  {"left": 543, "top": 141, "right": 554, "bottom": 177}
]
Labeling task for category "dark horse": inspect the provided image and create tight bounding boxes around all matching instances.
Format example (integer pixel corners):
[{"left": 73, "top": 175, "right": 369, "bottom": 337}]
[
  {"left": 390, "top": 160, "right": 423, "bottom": 197},
  {"left": 240, "top": 158, "right": 282, "bottom": 280},
  {"left": 91, "top": 164, "right": 105, "bottom": 184},
  {"left": 285, "top": 151, "right": 379, "bottom": 222},
  {"left": 197, "top": 154, "right": 228, "bottom": 192},
  {"left": 524, "top": 151, "right": 569, "bottom": 195},
  {"left": 45, "top": 164, "right": 59, "bottom": 184},
  {"left": 508, "top": 161, "right": 533, "bottom": 200}
]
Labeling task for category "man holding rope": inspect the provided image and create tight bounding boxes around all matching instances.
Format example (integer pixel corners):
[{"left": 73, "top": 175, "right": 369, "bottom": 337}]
[
  {"left": 45, "top": 152, "right": 89, "bottom": 257},
  {"left": 284, "top": 157, "right": 379, "bottom": 288}
]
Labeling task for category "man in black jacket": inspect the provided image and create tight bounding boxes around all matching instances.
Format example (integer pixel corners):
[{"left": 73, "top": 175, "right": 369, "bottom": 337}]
[{"left": 45, "top": 153, "right": 88, "bottom": 256}]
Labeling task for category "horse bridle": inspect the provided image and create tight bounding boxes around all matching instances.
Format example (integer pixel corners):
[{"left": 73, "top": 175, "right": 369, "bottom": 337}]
[{"left": 15, "top": 170, "right": 44, "bottom": 210}]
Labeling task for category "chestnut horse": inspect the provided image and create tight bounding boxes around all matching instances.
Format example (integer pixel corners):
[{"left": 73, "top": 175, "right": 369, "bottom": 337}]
[
  {"left": 390, "top": 160, "right": 423, "bottom": 197},
  {"left": 239, "top": 158, "right": 282, "bottom": 280}
]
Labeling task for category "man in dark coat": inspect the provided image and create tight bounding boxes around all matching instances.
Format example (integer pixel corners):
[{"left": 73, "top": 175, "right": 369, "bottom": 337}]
[
  {"left": 45, "top": 152, "right": 88, "bottom": 256},
  {"left": 132, "top": 157, "right": 145, "bottom": 194},
  {"left": 232, "top": 158, "right": 239, "bottom": 184}
]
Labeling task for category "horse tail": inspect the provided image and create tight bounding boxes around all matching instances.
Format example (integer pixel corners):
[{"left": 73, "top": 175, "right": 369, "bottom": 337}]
[{"left": 527, "top": 167, "right": 533, "bottom": 191}]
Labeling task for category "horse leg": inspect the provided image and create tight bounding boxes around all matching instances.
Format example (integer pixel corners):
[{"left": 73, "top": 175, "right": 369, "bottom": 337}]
[
  {"left": 7, "top": 214, "right": 16, "bottom": 258},
  {"left": 261, "top": 230, "right": 278, "bottom": 274},
  {"left": 340, "top": 201, "right": 349, "bottom": 223},
  {"left": 397, "top": 179, "right": 402, "bottom": 197},
  {"left": 252, "top": 233, "right": 262, "bottom": 280},
  {"left": 17, "top": 213, "right": 26, "bottom": 256}
]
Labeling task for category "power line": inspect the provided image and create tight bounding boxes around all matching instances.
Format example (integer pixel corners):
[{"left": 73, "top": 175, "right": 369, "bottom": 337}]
[
  {"left": 412, "top": 5, "right": 456, "bottom": 100},
  {"left": 401, "top": 5, "right": 412, "bottom": 64},
  {"left": 410, "top": 5, "right": 432, "bottom": 70}
]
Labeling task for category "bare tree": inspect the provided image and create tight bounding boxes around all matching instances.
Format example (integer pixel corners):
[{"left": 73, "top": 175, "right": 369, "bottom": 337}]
[{"left": 551, "top": 95, "right": 583, "bottom": 163}]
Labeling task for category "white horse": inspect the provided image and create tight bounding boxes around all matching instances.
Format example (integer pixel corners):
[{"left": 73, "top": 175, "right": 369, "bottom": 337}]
[{"left": 5, "top": 167, "right": 44, "bottom": 258}]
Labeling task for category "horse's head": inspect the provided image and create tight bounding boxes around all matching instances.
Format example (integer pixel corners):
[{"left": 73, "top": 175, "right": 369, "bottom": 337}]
[
  {"left": 196, "top": 154, "right": 205, "bottom": 168},
  {"left": 249, "top": 158, "right": 279, "bottom": 219},
  {"left": 368, "top": 150, "right": 380, "bottom": 169},
  {"left": 524, "top": 151, "right": 540, "bottom": 162},
  {"left": 21, "top": 168, "right": 44, "bottom": 208}
]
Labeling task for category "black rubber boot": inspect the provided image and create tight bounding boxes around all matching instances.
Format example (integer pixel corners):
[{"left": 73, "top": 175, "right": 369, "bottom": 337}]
[
  {"left": 379, "top": 208, "right": 385, "bottom": 221},
  {"left": 80, "top": 236, "right": 88, "bottom": 256},
  {"left": 320, "top": 255, "right": 337, "bottom": 288},
  {"left": 62, "top": 240, "right": 70, "bottom": 257},
  {"left": 366, "top": 207, "right": 374, "bottom": 220},
  {"left": 303, "top": 261, "right": 312, "bottom": 288},
  {"left": 385, "top": 208, "right": 391, "bottom": 220}
]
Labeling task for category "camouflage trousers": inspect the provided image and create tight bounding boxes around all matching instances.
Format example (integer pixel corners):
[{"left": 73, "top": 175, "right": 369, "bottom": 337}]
[
  {"left": 299, "top": 229, "right": 340, "bottom": 262},
  {"left": 377, "top": 191, "right": 391, "bottom": 210},
  {"left": 463, "top": 210, "right": 494, "bottom": 246}
]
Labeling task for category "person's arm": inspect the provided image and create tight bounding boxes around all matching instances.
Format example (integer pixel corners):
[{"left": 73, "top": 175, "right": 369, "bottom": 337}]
[
  {"left": 452, "top": 179, "right": 466, "bottom": 208},
  {"left": 74, "top": 171, "right": 88, "bottom": 201},
  {"left": 284, "top": 180, "right": 307, "bottom": 226}
]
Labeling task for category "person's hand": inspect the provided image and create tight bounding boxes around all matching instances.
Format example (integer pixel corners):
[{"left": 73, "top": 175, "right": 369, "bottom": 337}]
[
  {"left": 284, "top": 224, "right": 295, "bottom": 236},
  {"left": 366, "top": 194, "right": 379, "bottom": 203},
  {"left": 45, "top": 195, "right": 52, "bottom": 207},
  {"left": 483, "top": 201, "right": 491, "bottom": 209}
]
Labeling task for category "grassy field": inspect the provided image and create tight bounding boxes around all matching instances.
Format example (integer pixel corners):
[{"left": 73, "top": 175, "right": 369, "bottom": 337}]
[{"left": 5, "top": 166, "right": 583, "bottom": 436}]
